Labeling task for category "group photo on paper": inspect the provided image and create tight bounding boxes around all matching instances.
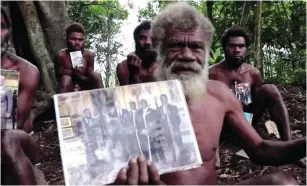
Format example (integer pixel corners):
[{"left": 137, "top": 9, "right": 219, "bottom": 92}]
[
  {"left": 0, "top": 0, "right": 306, "bottom": 185},
  {"left": 55, "top": 80, "right": 200, "bottom": 185}
]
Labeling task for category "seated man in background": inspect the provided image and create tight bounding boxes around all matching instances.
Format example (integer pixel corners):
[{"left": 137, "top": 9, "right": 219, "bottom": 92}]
[
  {"left": 209, "top": 26, "right": 305, "bottom": 167},
  {"left": 113, "top": 2, "right": 305, "bottom": 185},
  {"left": 1, "top": 7, "right": 39, "bottom": 132},
  {"left": 116, "top": 21, "right": 158, "bottom": 85},
  {"left": 56, "top": 23, "right": 103, "bottom": 93}
]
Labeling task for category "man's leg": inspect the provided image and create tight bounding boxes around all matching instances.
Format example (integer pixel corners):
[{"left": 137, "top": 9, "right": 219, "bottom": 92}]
[
  {"left": 57, "top": 75, "right": 74, "bottom": 93},
  {"left": 252, "top": 84, "right": 291, "bottom": 141},
  {"left": 236, "top": 171, "right": 298, "bottom": 185},
  {"left": 1, "top": 129, "right": 39, "bottom": 185},
  {"left": 88, "top": 71, "right": 104, "bottom": 89}
]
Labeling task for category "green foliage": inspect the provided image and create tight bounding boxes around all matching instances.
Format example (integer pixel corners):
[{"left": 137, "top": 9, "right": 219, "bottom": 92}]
[
  {"left": 209, "top": 48, "right": 223, "bottom": 65},
  {"left": 290, "top": 69, "right": 306, "bottom": 86}
]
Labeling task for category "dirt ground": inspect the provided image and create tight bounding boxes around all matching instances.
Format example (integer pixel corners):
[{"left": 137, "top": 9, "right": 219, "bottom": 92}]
[{"left": 33, "top": 84, "right": 306, "bottom": 185}]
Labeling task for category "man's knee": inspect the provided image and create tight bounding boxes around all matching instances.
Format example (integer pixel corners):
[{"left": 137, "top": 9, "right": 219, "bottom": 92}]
[
  {"left": 259, "top": 84, "right": 281, "bottom": 101},
  {"left": 89, "top": 71, "right": 103, "bottom": 88},
  {"left": 269, "top": 172, "right": 298, "bottom": 185},
  {"left": 90, "top": 71, "right": 102, "bottom": 81},
  {"left": 60, "top": 75, "right": 73, "bottom": 86}
]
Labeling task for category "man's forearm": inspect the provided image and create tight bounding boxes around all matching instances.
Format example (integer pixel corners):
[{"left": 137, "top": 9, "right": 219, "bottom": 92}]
[{"left": 250, "top": 138, "right": 306, "bottom": 166}]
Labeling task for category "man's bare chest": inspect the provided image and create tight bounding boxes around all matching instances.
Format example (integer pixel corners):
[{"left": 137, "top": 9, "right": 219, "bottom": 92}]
[
  {"left": 188, "top": 99, "right": 224, "bottom": 161},
  {"left": 216, "top": 70, "right": 253, "bottom": 87}
]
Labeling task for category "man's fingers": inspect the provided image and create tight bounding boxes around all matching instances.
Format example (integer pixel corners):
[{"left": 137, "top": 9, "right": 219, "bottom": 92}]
[
  {"left": 112, "top": 167, "right": 127, "bottom": 185},
  {"left": 138, "top": 156, "right": 149, "bottom": 184},
  {"left": 147, "top": 160, "right": 160, "bottom": 184},
  {"left": 127, "top": 158, "right": 139, "bottom": 185}
]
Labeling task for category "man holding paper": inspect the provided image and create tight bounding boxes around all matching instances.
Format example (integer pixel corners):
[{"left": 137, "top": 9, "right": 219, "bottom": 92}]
[
  {"left": 56, "top": 23, "right": 103, "bottom": 93},
  {"left": 113, "top": 2, "right": 305, "bottom": 185}
]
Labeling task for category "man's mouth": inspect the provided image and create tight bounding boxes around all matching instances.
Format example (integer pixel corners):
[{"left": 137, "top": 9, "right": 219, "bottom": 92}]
[{"left": 171, "top": 66, "right": 198, "bottom": 74}]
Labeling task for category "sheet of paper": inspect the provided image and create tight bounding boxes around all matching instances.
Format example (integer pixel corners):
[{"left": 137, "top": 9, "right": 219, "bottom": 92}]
[
  {"left": 235, "top": 149, "right": 250, "bottom": 159},
  {"left": 70, "top": 51, "right": 83, "bottom": 68}
]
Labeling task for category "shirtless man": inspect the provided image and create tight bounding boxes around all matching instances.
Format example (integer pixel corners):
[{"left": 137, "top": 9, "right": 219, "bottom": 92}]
[
  {"left": 56, "top": 23, "right": 103, "bottom": 93},
  {"left": 116, "top": 21, "right": 158, "bottom": 85},
  {"left": 1, "top": 7, "right": 39, "bottom": 133},
  {"left": 209, "top": 26, "right": 306, "bottom": 167},
  {"left": 112, "top": 2, "right": 305, "bottom": 185}
]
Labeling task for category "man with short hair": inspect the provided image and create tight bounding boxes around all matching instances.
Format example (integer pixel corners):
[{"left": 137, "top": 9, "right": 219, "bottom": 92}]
[
  {"left": 209, "top": 26, "right": 305, "bottom": 167},
  {"left": 113, "top": 2, "right": 305, "bottom": 185},
  {"left": 116, "top": 21, "right": 158, "bottom": 85},
  {"left": 56, "top": 23, "right": 103, "bottom": 93},
  {"left": 0, "top": 75, "right": 13, "bottom": 129},
  {"left": 1, "top": 7, "right": 39, "bottom": 132}
]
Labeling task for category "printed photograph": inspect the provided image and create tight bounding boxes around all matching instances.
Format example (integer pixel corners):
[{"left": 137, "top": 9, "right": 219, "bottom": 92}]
[
  {"left": 54, "top": 80, "right": 202, "bottom": 185},
  {"left": 1, "top": 69, "right": 19, "bottom": 130},
  {"left": 70, "top": 51, "right": 83, "bottom": 68},
  {"left": 232, "top": 82, "right": 252, "bottom": 105}
]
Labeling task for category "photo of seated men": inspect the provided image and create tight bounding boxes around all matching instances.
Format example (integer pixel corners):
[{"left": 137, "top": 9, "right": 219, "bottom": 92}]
[{"left": 1, "top": 71, "right": 19, "bottom": 129}]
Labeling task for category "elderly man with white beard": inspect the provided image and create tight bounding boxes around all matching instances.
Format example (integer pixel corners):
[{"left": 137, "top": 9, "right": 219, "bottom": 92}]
[{"left": 111, "top": 2, "right": 306, "bottom": 185}]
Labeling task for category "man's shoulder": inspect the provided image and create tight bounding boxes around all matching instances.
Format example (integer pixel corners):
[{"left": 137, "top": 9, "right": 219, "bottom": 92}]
[
  {"left": 116, "top": 60, "right": 128, "bottom": 71},
  {"left": 241, "top": 63, "right": 262, "bottom": 78},
  {"left": 118, "top": 59, "right": 128, "bottom": 66},
  {"left": 9, "top": 53, "right": 39, "bottom": 75},
  {"left": 208, "top": 60, "right": 226, "bottom": 74},
  {"left": 83, "top": 49, "right": 95, "bottom": 57},
  {"left": 206, "top": 79, "right": 232, "bottom": 100},
  {"left": 56, "top": 48, "right": 68, "bottom": 56}
]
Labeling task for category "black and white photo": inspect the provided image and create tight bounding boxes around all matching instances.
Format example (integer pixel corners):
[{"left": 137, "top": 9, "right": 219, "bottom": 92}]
[{"left": 54, "top": 80, "right": 202, "bottom": 185}]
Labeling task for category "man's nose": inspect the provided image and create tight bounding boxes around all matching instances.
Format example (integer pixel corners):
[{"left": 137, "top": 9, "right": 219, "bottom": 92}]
[
  {"left": 233, "top": 46, "right": 241, "bottom": 53},
  {"left": 178, "top": 47, "right": 196, "bottom": 62},
  {"left": 145, "top": 37, "right": 152, "bottom": 45}
]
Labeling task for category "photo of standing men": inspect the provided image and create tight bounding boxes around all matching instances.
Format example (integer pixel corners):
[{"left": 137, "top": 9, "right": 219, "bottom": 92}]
[
  {"left": 0, "top": 70, "right": 19, "bottom": 129},
  {"left": 55, "top": 80, "right": 201, "bottom": 185}
]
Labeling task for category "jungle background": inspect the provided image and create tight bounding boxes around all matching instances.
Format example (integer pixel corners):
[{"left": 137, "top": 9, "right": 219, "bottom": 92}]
[{"left": 1, "top": 0, "right": 306, "bottom": 185}]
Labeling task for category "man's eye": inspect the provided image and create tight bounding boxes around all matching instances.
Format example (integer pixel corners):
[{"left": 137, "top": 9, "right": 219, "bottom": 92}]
[
  {"left": 189, "top": 44, "right": 204, "bottom": 49},
  {"left": 168, "top": 43, "right": 184, "bottom": 48}
]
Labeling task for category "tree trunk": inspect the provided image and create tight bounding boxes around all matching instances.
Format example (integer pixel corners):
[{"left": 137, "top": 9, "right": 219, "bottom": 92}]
[
  {"left": 239, "top": 1, "right": 251, "bottom": 28},
  {"left": 104, "top": 15, "right": 113, "bottom": 88},
  {"left": 8, "top": 1, "right": 70, "bottom": 122},
  {"left": 17, "top": 1, "right": 57, "bottom": 93},
  {"left": 255, "top": 0, "right": 262, "bottom": 70},
  {"left": 206, "top": 1, "right": 214, "bottom": 24}
]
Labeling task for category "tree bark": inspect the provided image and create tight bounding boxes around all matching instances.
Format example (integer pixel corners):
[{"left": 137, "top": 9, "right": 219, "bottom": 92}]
[
  {"left": 7, "top": 1, "right": 70, "bottom": 122},
  {"left": 240, "top": 1, "right": 251, "bottom": 28},
  {"left": 17, "top": 1, "right": 57, "bottom": 93},
  {"left": 255, "top": 0, "right": 262, "bottom": 70},
  {"left": 206, "top": 1, "right": 214, "bottom": 24}
]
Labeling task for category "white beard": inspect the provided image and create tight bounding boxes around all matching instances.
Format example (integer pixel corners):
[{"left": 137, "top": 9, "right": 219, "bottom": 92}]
[{"left": 154, "top": 58, "right": 208, "bottom": 101}]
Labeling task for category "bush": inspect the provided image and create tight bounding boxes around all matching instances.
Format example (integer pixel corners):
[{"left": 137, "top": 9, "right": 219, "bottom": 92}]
[{"left": 291, "top": 68, "right": 306, "bottom": 86}]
